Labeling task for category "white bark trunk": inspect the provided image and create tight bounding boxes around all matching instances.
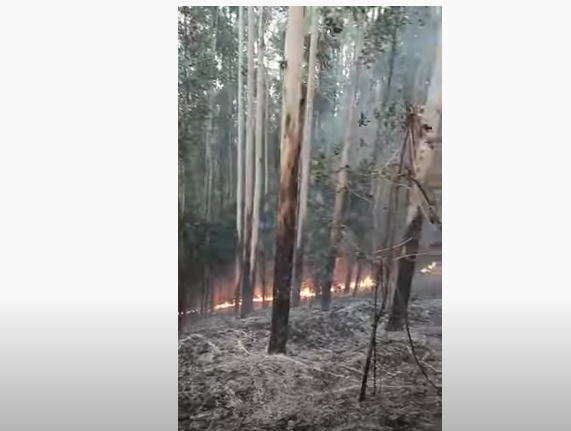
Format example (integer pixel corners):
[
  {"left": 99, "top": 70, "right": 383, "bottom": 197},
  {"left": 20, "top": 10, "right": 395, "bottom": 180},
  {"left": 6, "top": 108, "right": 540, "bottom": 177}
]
[
  {"left": 268, "top": 6, "right": 305, "bottom": 354},
  {"left": 291, "top": 7, "right": 318, "bottom": 305},
  {"left": 240, "top": 6, "right": 256, "bottom": 316},
  {"left": 245, "top": 7, "right": 255, "bottom": 232},
  {"left": 204, "top": 8, "right": 218, "bottom": 221},
  {"left": 250, "top": 7, "right": 265, "bottom": 281},
  {"left": 234, "top": 7, "right": 244, "bottom": 307},
  {"left": 236, "top": 6, "right": 244, "bottom": 240},
  {"left": 264, "top": 71, "right": 270, "bottom": 196},
  {"left": 295, "top": 7, "right": 318, "bottom": 249}
]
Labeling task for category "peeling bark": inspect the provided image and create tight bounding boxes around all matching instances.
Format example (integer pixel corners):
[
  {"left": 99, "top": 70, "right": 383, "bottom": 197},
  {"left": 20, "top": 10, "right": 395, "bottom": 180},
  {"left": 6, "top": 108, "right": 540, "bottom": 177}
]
[
  {"left": 268, "top": 6, "right": 306, "bottom": 355},
  {"left": 292, "top": 6, "right": 318, "bottom": 308}
]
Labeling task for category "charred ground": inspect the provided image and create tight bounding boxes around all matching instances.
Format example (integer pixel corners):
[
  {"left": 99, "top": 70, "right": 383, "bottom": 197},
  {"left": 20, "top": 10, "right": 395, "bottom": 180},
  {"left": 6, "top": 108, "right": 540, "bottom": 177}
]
[{"left": 178, "top": 296, "right": 441, "bottom": 431}]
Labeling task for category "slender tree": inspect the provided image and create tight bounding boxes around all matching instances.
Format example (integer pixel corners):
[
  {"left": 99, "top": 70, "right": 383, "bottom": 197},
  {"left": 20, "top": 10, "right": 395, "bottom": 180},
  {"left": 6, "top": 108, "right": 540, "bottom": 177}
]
[
  {"left": 264, "top": 71, "right": 270, "bottom": 197},
  {"left": 233, "top": 6, "right": 245, "bottom": 314},
  {"left": 268, "top": 6, "right": 306, "bottom": 355},
  {"left": 260, "top": 67, "right": 270, "bottom": 309},
  {"left": 201, "top": 7, "right": 219, "bottom": 314},
  {"left": 291, "top": 7, "right": 319, "bottom": 307},
  {"left": 250, "top": 7, "right": 265, "bottom": 295},
  {"left": 387, "top": 19, "right": 441, "bottom": 331},
  {"left": 241, "top": 6, "right": 256, "bottom": 317}
]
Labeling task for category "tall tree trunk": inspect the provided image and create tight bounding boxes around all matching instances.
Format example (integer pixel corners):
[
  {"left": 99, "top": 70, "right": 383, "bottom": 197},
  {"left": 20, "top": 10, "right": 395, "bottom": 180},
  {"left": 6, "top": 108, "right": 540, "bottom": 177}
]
[
  {"left": 259, "top": 68, "right": 270, "bottom": 310},
  {"left": 386, "top": 211, "right": 423, "bottom": 330},
  {"left": 268, "top": 6, "right": 306, "bottom": 355},
  {"left": 292, "top": 6, "right": 318, "bottom": 308},
  {"left": 241, "top": 6, "right": 256, "bottom": 318},
  {"left": 322, "top": 31, "right": 363, "bottom": 311},
  {"left": 250, "top": 8, "right": 265, "bottom": 297},
  {"left": 264, "top": 70, "right": 270, "bottom": 197},
  {"left": 234, "top": 6, "right": 245, "bottom": 315},
  {"left": 387, "top": 24, "right": 441, "bottom": 330}
]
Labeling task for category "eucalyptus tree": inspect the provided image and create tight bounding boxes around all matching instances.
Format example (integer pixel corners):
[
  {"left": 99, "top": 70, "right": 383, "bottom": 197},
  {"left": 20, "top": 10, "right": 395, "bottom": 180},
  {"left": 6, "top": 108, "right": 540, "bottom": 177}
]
[{"left": 268, "top": 6, "right": 306, "bottom": 355}]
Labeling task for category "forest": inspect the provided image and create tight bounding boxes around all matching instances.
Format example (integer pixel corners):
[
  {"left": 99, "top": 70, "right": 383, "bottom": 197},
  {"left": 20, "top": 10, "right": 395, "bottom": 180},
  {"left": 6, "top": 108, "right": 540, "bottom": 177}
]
[{"left": 179, "top": 6, "right": 442, "bottom": 431}]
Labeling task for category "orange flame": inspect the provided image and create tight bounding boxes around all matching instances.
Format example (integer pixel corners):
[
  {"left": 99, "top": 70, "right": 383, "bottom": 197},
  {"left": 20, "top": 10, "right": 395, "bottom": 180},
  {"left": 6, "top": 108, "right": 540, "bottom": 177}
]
[
  {"left": 181, "top": 275, "right": 378, "bottom": 315},
  {"left": 420, "top": 261, "right": 440, "bottom": 274},
  {"left": 213, "top": 284, "right": 317, "bottom": 311}
]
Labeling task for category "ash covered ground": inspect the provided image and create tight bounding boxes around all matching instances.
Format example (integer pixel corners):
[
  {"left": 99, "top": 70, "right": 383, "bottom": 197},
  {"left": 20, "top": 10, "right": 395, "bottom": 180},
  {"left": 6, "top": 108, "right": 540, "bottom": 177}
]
[{"left": 178, "top": 297, "right": 442, "bottom": 431}]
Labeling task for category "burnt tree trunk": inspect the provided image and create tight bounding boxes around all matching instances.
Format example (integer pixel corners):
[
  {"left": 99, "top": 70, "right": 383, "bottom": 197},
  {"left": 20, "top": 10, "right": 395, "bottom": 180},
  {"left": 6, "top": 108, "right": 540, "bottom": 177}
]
[
  {"left": 289, "top": 81, "right": 307, "bottom": 309},
  {"left": 268, "top": 6, "right": 305, "bottom": 355},
  {"left": 352, "top": 255, "right": 363, "bottom": 296},
  {"left": 291, "top": 6, "right": 318, "bottom": 308},
  {"left": 268, "top": 95, "right": 306, "bottom": 353},
  {"left": 233, "top": 241, "right": 243, "bottom": 315},
  {"left": 387, "top": 210, "right": 424, "bottom": 331}
]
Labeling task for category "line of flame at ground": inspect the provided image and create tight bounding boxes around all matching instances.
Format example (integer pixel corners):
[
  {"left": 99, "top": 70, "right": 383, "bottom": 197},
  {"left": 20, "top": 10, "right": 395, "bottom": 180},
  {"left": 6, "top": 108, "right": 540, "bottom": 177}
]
[
  {"left": 179, "top": 262, "right": 440, "bottom": 316},
  {"left": 179, "top": 276, "right": 375, "bottom": 315}
]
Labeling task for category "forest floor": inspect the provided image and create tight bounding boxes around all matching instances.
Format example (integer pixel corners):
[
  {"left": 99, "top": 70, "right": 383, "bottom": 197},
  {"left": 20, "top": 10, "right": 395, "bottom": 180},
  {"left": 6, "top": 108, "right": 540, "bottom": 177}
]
[{"left": 178, "top": 296, "right": 442, "bottom": 431}]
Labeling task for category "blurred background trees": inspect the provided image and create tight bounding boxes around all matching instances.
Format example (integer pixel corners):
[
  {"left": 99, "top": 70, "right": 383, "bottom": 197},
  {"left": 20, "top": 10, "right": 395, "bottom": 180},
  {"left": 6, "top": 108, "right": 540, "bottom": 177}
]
[{"left": 178, "top": 6, "right": 442, "bottom": 336}]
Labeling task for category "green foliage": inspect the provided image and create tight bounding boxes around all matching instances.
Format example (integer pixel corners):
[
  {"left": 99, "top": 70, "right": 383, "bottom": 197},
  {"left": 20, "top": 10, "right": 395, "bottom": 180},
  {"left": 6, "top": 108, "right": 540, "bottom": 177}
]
[
  {"left": 177, "top": 6, "right": 441, "bottom": 308},
  {"left": 179, "top": 6, "right": 240, "bottom": 216},
  {"left": 180, "top": 208, "right": 237, "bottom": 270},
  {"left": 361, "top": 7, "right": 406, "bottom": 69}
]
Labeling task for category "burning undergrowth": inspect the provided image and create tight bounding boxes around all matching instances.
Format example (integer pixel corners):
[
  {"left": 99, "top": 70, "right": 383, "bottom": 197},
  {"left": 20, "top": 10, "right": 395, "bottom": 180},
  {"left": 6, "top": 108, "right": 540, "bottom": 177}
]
[{"left": 179, "top": 298, "right": 442, "bottom": 431}]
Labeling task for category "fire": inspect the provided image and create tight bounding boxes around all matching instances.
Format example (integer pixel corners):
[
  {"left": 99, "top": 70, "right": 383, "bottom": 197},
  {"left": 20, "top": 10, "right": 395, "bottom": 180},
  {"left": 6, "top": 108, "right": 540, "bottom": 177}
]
[
  {"left": 352, "top": 276, "right": 374, "bottom": 290},
  {"left": 181, "top": 275, "right": 377, "bottom": 316},
  {"left": 420, "top": 261, "right": 441, "bottom": 274},
  {"left": 212, "top": 284, "right": 316, "bottom": 311},
  {"left": 300, "top": 286, "right": 316, "bottom": 298},
  {"left": 214, "top": 300, "right": 236, "bottom": 310}
]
